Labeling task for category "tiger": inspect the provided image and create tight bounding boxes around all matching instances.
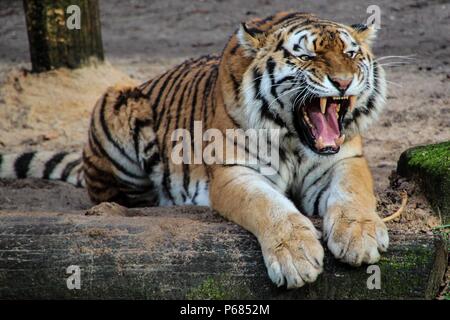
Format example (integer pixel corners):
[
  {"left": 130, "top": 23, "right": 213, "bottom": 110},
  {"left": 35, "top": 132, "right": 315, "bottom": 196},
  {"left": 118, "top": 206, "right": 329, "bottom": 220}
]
[{"left": 0, "top": 12, "right": 389, "bottom": 289}]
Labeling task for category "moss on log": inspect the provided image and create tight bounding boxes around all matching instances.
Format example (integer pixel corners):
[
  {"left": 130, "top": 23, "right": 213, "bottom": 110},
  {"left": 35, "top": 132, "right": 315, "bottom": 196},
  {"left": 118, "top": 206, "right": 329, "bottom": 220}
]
[
  {"left": 23, "top": 0, "right": 104, "bottom": 72},
  {"left": 397, "top": 141, "right": 450, "bottom": 224},
  {"left": 0, "top": 206, "right": 447, "bottom": 299}
]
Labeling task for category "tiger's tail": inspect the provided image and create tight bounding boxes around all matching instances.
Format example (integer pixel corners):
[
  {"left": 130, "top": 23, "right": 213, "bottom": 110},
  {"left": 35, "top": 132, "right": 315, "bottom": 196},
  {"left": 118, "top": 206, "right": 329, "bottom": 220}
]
[{"left": 0, "top": 151, "right": 85, "bottom": 187}]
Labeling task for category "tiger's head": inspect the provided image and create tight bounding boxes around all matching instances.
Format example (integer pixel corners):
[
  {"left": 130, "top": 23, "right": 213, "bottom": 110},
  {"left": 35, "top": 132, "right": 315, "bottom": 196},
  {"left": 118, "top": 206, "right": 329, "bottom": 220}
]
[{"left": 222, "top": 12, "right": 386, "bottom": 155}]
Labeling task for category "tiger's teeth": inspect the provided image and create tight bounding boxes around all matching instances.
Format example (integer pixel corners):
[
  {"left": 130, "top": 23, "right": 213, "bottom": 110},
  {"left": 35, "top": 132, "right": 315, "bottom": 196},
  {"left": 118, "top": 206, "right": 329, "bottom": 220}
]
[
  {"left": 320, "top": 97, "right": 327, "bottom": 114},
  {"left": 315, "top": 136, "right": 325, "bottom": 150},
  {"left": 335, "top": 134, "right": 346, "bottom": 147},
  {"left": 331, "top": 96, "right": 349, "bottom": 100},
  {"left": 303, "top": 111, "right": 313, "bottom": 127},
  {"left": 349, "top": 96, "right": 357, "bottom": 112}
]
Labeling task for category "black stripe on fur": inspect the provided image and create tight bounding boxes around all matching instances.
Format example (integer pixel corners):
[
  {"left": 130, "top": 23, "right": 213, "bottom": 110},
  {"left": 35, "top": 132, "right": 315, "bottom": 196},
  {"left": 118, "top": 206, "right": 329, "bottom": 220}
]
[
  {"left": 14, "top": 152, "right": 36, "bottom": 179},
  {"left": 43, "top": 152, "right": 68, "bottom": 179}
]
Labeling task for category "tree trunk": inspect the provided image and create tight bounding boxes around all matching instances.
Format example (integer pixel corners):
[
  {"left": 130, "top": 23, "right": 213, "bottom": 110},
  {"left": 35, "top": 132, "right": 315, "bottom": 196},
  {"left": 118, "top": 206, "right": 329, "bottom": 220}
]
[
  {"left": 23, "top": 0, "right": 104, "bottom": 72},
  {"left": 0, "top": 205, "right": 447, "bottom": 299}
]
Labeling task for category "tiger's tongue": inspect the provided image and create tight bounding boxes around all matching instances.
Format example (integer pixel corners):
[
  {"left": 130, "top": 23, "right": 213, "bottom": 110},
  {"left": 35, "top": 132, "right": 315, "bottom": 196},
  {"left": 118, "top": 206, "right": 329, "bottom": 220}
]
[{"left": 307, "top": 102, "right": 340, "bottom": 147}]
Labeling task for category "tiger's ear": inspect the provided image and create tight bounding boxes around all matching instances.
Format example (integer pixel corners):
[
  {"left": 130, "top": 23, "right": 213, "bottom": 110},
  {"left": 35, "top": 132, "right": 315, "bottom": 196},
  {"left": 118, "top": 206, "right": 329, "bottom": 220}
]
[
  {"left": 351, "top": 23, "right": 377, "bottom": 46},
  {"left": 237, "top": 23, "right": 266, "bottom": 57}
]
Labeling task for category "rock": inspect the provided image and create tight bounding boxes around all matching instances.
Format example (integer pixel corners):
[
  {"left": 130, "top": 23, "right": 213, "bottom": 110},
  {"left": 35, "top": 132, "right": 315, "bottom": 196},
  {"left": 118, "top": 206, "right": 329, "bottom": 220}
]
[{"left": 397, "top": 141, "right": 450, "bottom": 224}]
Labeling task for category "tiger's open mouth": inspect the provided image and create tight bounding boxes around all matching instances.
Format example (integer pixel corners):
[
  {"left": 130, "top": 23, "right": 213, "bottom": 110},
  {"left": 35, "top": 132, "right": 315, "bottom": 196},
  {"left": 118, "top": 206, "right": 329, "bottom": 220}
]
[{"left": 295, "top": 96, "right": 356, "bottom": 155}]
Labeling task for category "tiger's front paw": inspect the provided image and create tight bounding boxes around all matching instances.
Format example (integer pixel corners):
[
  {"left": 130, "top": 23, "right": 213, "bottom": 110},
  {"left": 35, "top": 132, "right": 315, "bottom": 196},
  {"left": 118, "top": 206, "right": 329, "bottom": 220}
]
[
  {"left": 324, "top": 207, "right": 389, "bottom": 266},
  {"left": 261, "top": 215, "right": 324, "bottom": 289}
]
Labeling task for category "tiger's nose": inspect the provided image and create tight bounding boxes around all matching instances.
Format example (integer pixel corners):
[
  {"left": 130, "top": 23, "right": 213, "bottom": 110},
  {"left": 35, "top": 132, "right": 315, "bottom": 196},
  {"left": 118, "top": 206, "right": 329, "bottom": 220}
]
[{"left": 329, "top": 76, "right": 352, "bottom": 92}]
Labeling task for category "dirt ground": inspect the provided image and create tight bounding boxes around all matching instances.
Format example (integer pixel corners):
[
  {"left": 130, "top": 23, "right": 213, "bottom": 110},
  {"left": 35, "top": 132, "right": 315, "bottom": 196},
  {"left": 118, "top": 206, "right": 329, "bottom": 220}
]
[{"left": 0, "top": 0, "right": 449, "bottom": 256}]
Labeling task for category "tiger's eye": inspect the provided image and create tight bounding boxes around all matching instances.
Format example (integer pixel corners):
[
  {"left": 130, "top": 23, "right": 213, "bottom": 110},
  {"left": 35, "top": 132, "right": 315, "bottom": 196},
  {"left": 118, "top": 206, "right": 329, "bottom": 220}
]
[
  {"left": 346, "top": 51, "right": 358, "bottom": 58},
  {"left": 299, "top": 55, "right": 313, "bottom": 61}
]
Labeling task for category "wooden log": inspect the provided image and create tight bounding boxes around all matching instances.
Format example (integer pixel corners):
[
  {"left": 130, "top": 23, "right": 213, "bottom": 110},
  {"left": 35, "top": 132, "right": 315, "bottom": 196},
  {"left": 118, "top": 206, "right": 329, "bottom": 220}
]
[
  {"left": 23, "top": 0, "right": 104, "bottom": 72},
  {"left": 0, "top": 205, "right": 447, "bottom": 299}
]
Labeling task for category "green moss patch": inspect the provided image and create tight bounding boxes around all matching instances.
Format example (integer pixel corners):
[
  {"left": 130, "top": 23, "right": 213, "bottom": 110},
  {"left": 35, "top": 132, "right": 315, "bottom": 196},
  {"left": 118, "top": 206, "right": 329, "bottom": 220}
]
[{"left": 186, "top": 275, "right": 254, "bottom": 300}]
